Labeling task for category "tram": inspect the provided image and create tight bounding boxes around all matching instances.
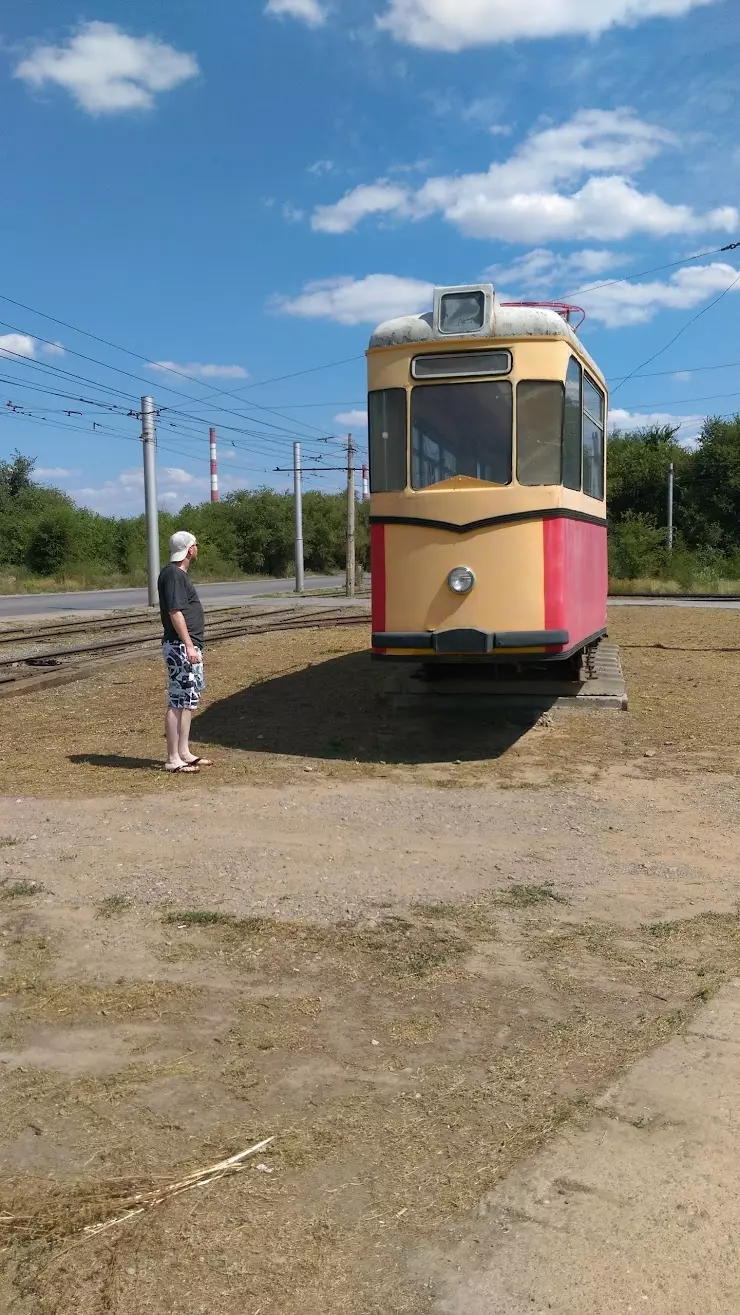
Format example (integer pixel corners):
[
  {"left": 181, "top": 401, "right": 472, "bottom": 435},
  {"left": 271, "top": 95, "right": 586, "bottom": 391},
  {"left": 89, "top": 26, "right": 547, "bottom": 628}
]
[{"left": 368, "top": 283, "right": 608, "bottom": 671}]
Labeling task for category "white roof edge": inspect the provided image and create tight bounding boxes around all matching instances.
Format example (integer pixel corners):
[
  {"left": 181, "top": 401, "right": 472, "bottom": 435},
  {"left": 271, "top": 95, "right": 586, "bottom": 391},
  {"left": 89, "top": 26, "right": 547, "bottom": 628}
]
[{"left": 369, "top": 304, "right": 605, "bottom": 387}]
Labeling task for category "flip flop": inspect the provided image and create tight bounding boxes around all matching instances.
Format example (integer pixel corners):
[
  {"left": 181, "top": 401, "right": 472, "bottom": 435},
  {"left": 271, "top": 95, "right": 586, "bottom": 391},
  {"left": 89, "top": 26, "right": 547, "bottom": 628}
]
[
  {"left": 164, "top": 763, "right": 201, "bottom": 773},
  {"left": 186, "top": 757, "right": 213, "bottom": 767}
]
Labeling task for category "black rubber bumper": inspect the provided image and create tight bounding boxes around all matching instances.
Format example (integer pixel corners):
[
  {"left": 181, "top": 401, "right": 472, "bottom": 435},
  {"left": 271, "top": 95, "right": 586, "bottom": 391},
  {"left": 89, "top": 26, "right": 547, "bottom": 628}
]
[{"left": 372, "top": 628, "right": 570, "bottom": 653}]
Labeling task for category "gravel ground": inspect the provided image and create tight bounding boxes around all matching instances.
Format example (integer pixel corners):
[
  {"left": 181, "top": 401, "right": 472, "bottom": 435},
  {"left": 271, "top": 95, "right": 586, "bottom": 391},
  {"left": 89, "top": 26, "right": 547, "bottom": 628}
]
[{"left": 2, "top": 770, "right": 739, "bottom": 931}]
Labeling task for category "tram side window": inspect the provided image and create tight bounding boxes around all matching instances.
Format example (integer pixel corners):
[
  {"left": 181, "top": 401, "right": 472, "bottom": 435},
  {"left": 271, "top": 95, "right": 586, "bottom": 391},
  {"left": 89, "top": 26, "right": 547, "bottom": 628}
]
[
  {"left": 517, "top": 381, "right": 564, "bottom": 485},
  {"left": 563, "top": 357, "right": 582, "bottom": 491},
  {"left": 411, "top": 381, "right": 512, "bottom": 488},
  {"left": 368, "top": 389, "right": 407, "bottom": 492},
  {"left": 583, "top": 376, "right": 605, "bottom": 500}
]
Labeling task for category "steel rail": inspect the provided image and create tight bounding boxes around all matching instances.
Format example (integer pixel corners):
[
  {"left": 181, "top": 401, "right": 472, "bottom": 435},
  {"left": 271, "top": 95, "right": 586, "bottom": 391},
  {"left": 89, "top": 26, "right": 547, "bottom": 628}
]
[{"left": 0, "top": 609, "right": 368, "bottom": 670}]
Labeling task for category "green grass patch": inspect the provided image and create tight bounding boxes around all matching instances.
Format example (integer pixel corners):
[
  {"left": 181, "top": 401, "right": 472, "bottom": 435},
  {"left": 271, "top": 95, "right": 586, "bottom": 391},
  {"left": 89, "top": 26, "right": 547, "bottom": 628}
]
[
  {"left": 163, "top": 909, "right": 266, "bottom": 931},
  {"left": 0, "top": 880, "right": 42, "bottom": 899},
  {"left": 97, "top": 894, "right": 132, "bottom": 918},
  {"left": 498, "top": 883, "right": 568, "bottom": 908}
]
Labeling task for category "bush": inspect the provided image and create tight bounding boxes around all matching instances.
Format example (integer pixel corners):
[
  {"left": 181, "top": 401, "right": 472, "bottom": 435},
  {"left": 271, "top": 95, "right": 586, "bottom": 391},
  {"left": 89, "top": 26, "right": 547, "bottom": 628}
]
[
  {"left": 26, "top": 513, "right": 76, "bottom": 575},
  {"left": 608, "top": 513, "right": 665, "bottom": 580}
]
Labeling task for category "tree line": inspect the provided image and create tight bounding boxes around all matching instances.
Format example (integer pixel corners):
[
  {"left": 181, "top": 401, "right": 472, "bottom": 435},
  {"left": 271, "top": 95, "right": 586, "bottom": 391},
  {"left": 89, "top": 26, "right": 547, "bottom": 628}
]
[
  {"left": 3, "top": 417, "right": 740, "bottom": 587},
  {"left": 0, "top": 451, "right": 369, "bottom": 586},
  {"left": 607, "top": 415, "right": 740, "bottom": 584}
]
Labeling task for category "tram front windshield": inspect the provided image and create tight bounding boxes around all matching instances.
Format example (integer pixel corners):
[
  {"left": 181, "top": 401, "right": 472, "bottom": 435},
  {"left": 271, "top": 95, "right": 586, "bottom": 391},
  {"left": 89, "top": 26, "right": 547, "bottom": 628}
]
[{"left": 411, "top": 381, "right": 512, "bottom": 488}]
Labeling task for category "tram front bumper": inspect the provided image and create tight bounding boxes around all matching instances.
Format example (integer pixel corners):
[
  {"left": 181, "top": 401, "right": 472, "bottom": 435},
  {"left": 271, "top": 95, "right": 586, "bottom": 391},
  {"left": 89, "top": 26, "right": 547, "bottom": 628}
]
[{"left": 372, "top": 628, "right": 570, "bottom": 654}]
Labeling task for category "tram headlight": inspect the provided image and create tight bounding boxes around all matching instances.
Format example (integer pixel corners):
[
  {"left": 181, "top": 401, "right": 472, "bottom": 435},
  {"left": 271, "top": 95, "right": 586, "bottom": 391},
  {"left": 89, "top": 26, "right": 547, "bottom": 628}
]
[{"left": 447, "top": 566, "right": 475, "bottom": 595}]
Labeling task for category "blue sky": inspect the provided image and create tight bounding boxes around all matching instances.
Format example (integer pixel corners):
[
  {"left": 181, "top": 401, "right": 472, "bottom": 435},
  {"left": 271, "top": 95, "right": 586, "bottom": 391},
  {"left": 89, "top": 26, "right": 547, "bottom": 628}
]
[{"left": 1, "top": 0, "right": 739, "bottom": 513}]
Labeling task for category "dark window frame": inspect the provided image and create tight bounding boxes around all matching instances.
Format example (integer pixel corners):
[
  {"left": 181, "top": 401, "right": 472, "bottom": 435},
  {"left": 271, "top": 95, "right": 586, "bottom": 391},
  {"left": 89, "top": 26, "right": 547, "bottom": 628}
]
[
  {"left": 515, "top": 379, "right": 565, "bottom": 487},
  {"left": 582, "top": 372, "right": 606, "bottom": 502},
  {"left": 563, "top": 356, "right": 583, "bottom": 492},
  {"left": 410, "top": 379, "right": 513, "bottom": 490},
  {"left": 411, "top": 349, "right": 512, "bottom": 380},
  {"left": 368, "top": 387, "right": 408, "bottom": 493}
]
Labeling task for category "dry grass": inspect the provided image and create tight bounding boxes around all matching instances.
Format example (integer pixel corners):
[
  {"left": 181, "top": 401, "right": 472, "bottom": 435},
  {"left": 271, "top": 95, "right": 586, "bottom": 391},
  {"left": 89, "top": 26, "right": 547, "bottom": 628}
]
[
  {"left": 2, "top": 605, "right": 740, "bottom": 1310},
  {"left": 1, "top": 606, "right": 740, "bottom": 799}
]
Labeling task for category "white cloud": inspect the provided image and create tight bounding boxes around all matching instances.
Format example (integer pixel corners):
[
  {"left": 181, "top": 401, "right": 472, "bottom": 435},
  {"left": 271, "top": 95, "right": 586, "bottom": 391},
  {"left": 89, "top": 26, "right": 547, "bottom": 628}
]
[
  {"left": 70, "top": 465, "right": 219, "bottom": 514},
  {"left": 282, "top": 203, "right": 305, "bottom": 223},
  {"left": 461, "top": 99, "right": 512, "bottom": 134},
  {"left": 35, "top": 467, "right": 77, "bottom": 479},
  {"left": 609, "top": 409, "right": 705, "bottom": 442},
  {"left": 490, "top": 246, "right": 625, "bottom": 291},
  {"left": 494, "top": 250, "right": 740, "bottom": 326},
  {"left": 42, "top": 341, "right": 65, "bottom": 356},
  {"left": 312, "top": 182, "right": 410, "bottom": 234},
  {"left": 672, "top": 371, "right": 692, "bottom": 381},
  {"left": 265, "top": 0, "right": 327, "bottom": 26},
  {"left": 14, "top": 21, "right": 198, "bottom": 114},
  {"left": 161, "top": 466, "right": 198, "bottom": 485},
  {"left": 311, "top": 109, "right": 738, "bottom": 244},
  {"left": 0, "top": 333, "right": 36, "bottom": 358},
  {"left": 149, "top": 360, "right": 249, "bottom": 380},
  {"left": 308, "top": 159, "right": 335, "bottom": 175},
  {"left": 273, "top": 273, "right": 433, "bottom": 325},
  {"left": 334, "top": 409, "right": 368, "bottom": 427},
  {"left": 377, "top": 0, "right": 719, "bottom": 51},
  {"left": 582, "top": 263, "right": 740, "bottom": 326}
]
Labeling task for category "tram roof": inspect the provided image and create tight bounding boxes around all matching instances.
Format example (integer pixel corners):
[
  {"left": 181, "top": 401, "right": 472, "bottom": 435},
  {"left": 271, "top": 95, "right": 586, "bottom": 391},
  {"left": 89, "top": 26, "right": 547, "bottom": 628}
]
[{"left": 369, "top": 302, "right": 605, "bottom": 386}]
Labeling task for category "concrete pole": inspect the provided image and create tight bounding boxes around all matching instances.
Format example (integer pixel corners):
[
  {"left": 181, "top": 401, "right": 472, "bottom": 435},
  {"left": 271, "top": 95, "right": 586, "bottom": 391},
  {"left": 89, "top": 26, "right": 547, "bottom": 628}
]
[
  {"left": 141, "top": 396, "right": 160, "bottom": 607},
  {"left": 668, "top": 461, "right": 674, "bottom": 553},
  {"left": 209, "top": 427, "right": 219, "bottom": 502},
  {"left": 346, "top": 433, "right": 356, "bottom": 599},
  {"left": 293, "top": 441, "right": 304, "bottom": 595}
]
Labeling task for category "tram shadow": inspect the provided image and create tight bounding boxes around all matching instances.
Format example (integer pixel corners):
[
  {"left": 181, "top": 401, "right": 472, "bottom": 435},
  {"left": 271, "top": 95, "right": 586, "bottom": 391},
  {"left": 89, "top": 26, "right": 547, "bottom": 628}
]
[{"left": 194, "top": 652, "right": 551, "bottom": 766}]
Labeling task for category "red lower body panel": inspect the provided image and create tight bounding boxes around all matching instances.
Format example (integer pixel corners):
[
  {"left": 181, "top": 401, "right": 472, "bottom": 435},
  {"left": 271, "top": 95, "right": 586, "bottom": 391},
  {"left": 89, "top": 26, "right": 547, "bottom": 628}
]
[
  {"left": 370, "top": 522, "right": 386, "bottom": 639},
  {"left": 543, "top": 517, "right": 608, "bottom": 650}
]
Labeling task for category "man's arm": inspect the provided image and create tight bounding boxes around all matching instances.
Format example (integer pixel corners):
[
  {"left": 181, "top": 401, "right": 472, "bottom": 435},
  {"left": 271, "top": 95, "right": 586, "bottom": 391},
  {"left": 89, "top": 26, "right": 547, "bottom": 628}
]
[{"left": 169, "top": 611, "right": 200, "bottom": 663}]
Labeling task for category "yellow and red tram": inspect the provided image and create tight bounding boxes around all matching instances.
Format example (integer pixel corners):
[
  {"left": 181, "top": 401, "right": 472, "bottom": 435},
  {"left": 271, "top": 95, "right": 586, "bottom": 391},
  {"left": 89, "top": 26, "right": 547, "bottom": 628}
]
[{"left": 368, "top": 284, "right": 607, "bottom": 668}]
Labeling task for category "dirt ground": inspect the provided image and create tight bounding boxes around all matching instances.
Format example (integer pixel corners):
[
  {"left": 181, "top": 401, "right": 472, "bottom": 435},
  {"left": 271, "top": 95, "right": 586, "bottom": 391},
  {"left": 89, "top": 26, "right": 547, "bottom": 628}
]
[
  {"left": 2, "top": 605, "right": 740, "bottom": 797},
  {"left": 2, "top": 606, "right": 740, "bottom": 1314}
]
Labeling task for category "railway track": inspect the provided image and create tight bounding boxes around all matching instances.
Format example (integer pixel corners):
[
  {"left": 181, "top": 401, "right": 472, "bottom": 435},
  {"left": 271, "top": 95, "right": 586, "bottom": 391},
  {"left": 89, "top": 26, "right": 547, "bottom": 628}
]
[
  {"left": 0, "top": 602, "right": 316, "bottom": 648},
  {"left": 0, "top": 605, "right": 370, "bottom": 696}
]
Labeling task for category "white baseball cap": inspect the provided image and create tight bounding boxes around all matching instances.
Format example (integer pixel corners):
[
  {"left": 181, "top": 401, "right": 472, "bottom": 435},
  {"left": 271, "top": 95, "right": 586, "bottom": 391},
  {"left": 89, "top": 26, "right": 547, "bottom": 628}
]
[{"left": 169, "top": 530, "right": 197, "bottom": 562}]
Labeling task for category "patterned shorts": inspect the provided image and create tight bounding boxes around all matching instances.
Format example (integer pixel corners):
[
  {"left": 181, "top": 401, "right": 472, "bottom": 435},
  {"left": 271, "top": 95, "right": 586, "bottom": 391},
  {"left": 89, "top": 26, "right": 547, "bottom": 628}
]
[{"left": 162, "top": 641, "right": 206, "bottom": 711}]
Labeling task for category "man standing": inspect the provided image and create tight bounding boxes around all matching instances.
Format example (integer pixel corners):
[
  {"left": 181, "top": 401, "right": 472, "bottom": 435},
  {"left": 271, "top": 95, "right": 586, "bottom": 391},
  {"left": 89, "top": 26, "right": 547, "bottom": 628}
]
[{"left": 158, "top": 531, "right": 212, "bottom": 774}]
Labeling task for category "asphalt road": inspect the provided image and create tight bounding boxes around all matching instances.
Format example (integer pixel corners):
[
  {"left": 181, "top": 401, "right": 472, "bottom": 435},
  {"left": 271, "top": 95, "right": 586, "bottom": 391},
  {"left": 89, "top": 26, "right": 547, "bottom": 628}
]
[
  {"left": 1, "top": 581, "right": 739, "bottom": 621},
  {"left": 0, "top": 576, "right": 346, "bottom": 620}
]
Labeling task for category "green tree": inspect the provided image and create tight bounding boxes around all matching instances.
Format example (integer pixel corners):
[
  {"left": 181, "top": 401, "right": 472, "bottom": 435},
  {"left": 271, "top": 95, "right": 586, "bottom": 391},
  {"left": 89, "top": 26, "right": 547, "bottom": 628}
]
[
  {"left": 607, "top": 424, "right": 687, "bottom": 529},
  {"left": 0, "top": 449, "right": 36, "bottom": 498},
  {"left": 680, "top": 415, "right": 740, "bottom": 553}
]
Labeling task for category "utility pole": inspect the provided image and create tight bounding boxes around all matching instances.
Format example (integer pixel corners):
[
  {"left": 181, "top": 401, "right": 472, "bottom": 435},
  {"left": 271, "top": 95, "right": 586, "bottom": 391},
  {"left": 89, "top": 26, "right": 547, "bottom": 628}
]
[
  {"left": 667, "top": 461, "right": 674, "bottom": 552},
  {"left": 293, "top": 441, "right": 304, "bottom": 595},
  {"left": 209, "top": 427, "right": 219, "bottom": 502},
  {"left": 346, "top": 432, "right": 356, "bottom": 598},
  {"left": 141, "top": 396, "right": 160, "bottom": 607}
]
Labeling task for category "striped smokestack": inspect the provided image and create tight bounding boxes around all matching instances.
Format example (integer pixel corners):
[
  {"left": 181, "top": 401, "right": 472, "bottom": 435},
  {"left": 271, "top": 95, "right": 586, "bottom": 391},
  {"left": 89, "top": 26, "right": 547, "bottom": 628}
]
[{"left": 209, "top": 427, "right": 219, "bottom": 503}]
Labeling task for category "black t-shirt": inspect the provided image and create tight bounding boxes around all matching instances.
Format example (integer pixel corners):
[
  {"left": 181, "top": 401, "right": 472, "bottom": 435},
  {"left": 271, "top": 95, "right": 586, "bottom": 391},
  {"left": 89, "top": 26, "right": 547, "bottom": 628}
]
[{"left": 158, "top": 562, "right": 205, "bottom": 647}]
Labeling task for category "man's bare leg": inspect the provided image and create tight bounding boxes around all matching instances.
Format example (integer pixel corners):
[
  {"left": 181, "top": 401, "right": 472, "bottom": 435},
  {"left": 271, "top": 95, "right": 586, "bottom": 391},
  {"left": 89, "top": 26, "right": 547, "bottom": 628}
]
[
  {"left": 165, "top": 707, "right": 183, "bottom": 767},
  {"left": 177, "top": 709, "right": 193, "bottom": 764}
]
